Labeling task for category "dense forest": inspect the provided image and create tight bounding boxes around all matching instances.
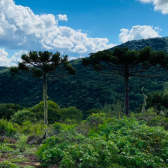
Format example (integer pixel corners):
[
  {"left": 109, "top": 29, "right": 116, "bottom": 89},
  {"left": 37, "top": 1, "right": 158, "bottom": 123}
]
[
  {"left": 1, "top": 37, "right": 168, "bottom": 167},
  {"left": 1, "top": 37, "right": 168, "bottom": 112}
]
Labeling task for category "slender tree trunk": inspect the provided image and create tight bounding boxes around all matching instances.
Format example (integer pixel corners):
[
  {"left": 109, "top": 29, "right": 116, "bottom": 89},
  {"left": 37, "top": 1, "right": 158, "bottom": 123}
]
[
  {"left": 124, "top": 66, "right": 129, "bottom": 116},
  {"left": 43, "top": 73, "right": 48, "bottom": 126}
]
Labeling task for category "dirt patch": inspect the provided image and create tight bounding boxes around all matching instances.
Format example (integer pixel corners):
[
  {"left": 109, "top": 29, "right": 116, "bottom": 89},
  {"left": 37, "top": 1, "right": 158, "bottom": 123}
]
[
  {"left": 0, "top": 153, "right": 9, "bottom": 162},
  {"left": 27, "top": 135, "right": 46, "bottom": 145},
  {"left": 0, "top": 136, "right": 16, "bottom": 144},
  {"left": 0, "top": 154, "right": 60, "bottom": 168}
]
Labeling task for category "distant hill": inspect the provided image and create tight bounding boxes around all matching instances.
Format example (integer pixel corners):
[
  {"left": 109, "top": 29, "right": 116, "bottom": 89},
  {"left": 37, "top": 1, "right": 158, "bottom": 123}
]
[
  {"left": 0, "top": 37, "right": 168, "bottom": 112},
  {"left": 110, "top": 36, "right": 168, "bottom": 52}
]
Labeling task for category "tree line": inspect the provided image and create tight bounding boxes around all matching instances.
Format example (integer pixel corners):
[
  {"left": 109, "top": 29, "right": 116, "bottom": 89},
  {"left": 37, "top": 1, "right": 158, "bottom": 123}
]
[{"left": 9, "top": 47, "right": 168, "bottom": 132}]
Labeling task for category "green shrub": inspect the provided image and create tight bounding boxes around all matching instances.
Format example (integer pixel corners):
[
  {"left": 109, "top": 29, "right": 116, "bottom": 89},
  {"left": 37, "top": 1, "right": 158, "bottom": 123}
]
[
  {"left": 16, "top": 134, "right": 28, "bottom": 152},
  {"left": 0, "top": 161, "right": 20, "bottom": 168},
  {"left": 64, "top": 119, "right": 77, "bottom": 125},
  {"left": 21, "top": 121, "right": 46, "bottom": 136},
  {"left": 76, "top": 120, "right": 90, "bottom": 136},
  {"left": 87, "top": 113, "right": 106, "bottom": 129},
  {"left": 37, "top": 130, "right": 119, "bottom": 168},
  {"left": 102, "top": 103, "right": 123, "bottom": 118},
  {"left": 30, "top": 101, "right": 60, "bottom": 124},
  {"left": 11, "top": 110, "right": 37, "bottom": 125},
  {"left": 60, "top": 106, "right": 83, "bottom": 123},
  {"left": 37, "top": 116, "right": 168, "bottom": 168},
  {"left": 134, "top": 108, "right": 168, "bottom": 130},
  {"left": 165, "top": 109, "right": 168, "bottom": 118},
  {"left": 84, "top": 108, "right": 102, "bottom": 119},
  {"left": 0, "top": 119, "right": 16, "bottom": 137}
]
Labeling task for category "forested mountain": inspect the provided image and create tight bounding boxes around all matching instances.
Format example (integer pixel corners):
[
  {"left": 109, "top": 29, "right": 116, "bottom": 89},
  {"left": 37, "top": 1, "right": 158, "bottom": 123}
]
[
  {"left": 0, "top": 37, "right": 168, "bottom": 112},
  {"left": 111, "top": 36, "right": 168, "bottom": 51}
]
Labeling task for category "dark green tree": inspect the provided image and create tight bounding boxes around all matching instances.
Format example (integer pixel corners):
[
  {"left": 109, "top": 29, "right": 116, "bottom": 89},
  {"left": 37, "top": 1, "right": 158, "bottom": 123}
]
[
  {"left": 59, "top": 106, "right": 83, "bottom": 123},
  {"left": 10, "top": 51, "right": 76, "bottom": 127},
  {"left": 83, "top": 47, "right": 168, "bottom": 116},
  {"left": 0, "top": 103, "right": 23, "bottom": 120}
]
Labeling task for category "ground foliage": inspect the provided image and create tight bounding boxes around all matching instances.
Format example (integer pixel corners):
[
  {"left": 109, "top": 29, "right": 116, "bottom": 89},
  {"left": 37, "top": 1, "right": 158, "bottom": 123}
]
[
  {"left": 37, "top": 115, "right": 168, "bottom": 168},
  {"left": 1, "top": 108, "right": 168, "bottom": 167}
]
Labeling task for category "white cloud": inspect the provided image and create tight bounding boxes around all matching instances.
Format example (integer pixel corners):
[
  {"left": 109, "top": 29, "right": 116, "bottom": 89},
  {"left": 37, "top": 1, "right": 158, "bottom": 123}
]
[
  {"left": 57, "top": 14, "right": 68, "bottom": 21},
  {"left": 0, "top": 0, "right": 115, "bottom": 61},
  {"left": 138, "top": 0, "right": 153, "bottom": 2},
  {"left": 0, "top": 49, "right": 10, "bottom": 66},
  {"left": 119, "top": 25, "right": 161, "bottom": 43},
  {"left": 0, "top": 49, "right": 27, "bottom": 66},
  {"left": 68, "top": 56, "right": 85, "bottom": 61},
  {"left": 10, "top": 50, "right": 28, "bottom": 66},
  {"left": 137, "top": 0, "right": 168, "bottom": 14}
]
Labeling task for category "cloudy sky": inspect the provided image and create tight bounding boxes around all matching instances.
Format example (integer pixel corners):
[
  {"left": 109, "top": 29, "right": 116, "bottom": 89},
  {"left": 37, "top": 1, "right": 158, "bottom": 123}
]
[{"left": 0, "top": 0, "right": 168, "bottom": 66}]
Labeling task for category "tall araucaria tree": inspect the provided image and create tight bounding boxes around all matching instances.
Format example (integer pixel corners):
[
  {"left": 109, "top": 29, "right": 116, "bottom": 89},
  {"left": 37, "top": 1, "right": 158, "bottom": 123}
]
[
  {"left": 82, "top": 47, "right": 168, "bottom": 116},
  {"left": 10, "top": 51, "right": 76, "bottom": 127}
]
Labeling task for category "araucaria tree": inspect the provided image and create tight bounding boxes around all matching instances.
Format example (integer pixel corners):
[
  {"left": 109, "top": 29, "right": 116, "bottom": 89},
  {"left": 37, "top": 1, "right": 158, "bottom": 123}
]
[
  {"left": 10, "top": 51, "right": 76, "bottom": 127},
  {"left": 82, "top": 47, "right": 167, "bottom": 116}
]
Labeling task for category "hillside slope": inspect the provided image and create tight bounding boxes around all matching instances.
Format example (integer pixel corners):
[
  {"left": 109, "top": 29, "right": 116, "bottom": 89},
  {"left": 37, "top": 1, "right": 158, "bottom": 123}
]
[{"left": 0, "top": 37, "right": 168, "bottom": 111}]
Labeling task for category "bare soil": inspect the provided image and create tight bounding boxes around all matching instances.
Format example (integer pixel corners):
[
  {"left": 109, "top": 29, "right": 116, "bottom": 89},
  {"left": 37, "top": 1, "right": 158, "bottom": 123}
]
[{"left": 0, "top": 153, "right": 59, "bottom": 168}]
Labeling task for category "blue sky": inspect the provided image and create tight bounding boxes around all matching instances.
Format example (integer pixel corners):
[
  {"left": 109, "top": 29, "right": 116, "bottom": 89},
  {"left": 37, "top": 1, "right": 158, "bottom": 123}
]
[{"left": 0, "top": 0, "right": 168, "bottom": 66}]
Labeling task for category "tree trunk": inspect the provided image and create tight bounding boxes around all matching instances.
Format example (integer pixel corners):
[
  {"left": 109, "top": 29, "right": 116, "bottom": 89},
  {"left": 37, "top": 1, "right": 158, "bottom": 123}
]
[
  {"left": 124, "top": 66, "right": 129, "bottom": 116},
  {"left": 43, "top": 73, "right": 48, "bottom": 126}
]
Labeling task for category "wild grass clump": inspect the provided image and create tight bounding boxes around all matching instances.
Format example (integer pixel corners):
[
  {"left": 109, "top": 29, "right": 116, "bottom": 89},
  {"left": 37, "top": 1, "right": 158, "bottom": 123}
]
[
  {"left": 0, "top": 161, "right": 20, "bottom": 168},
  {"left": 135, "top": 107, "right": 168, "bottom": 130}
]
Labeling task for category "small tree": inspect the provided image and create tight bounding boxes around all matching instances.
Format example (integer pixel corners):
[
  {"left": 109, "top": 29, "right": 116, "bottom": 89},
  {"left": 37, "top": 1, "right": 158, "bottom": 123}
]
[
  {"left": 10, "top": 51, "right": 76, "bottom": 127},
  {"left": 83, "top": 47, "right": 167, "bottom": 116}
]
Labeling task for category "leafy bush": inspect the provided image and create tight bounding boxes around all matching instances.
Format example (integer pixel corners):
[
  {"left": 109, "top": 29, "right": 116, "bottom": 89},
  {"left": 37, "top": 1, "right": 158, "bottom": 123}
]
[
  {"left": 16, "top": 134, "right": 28, "bottom": 152},
  {"left": 0, "top": 119, "right": 16, "bottom": 137},
  {"left": 37, "top": 130, "right": 119, "bottom": 168},
  {"left": 11, "top": 110, "right": 37, "bottom": 125},
  {"left": 64, "top": 119, "right": 77, "bottom": 125},
  {"left": 30, "top": 101, "right": 60, "bottom": 124},
  {"left": 60, "top": 106, "right": 83, "bottom": 123},
  {"left": 135, "top": 108, "right": 168, "bottom": 130},
  {"left": 87, "top": 113, "right": 106, "bottom": 129},
  {"left": 97, "top": 116, "right": 168, "bottom": 167},
  {"left": 21, "top": 121, "right": 46, "bottom": 136},
  {"left": 102, "top": 103, "right": 123, "bottom": 118},
  {"left": 76, "top": 120, "right": 90, "bottom": 136},
  {"left": 37, "top": 116, "right": 168, "bottom": 168},
  {"left": 84, "top": 108, "right": 102, "bottom": 119}
]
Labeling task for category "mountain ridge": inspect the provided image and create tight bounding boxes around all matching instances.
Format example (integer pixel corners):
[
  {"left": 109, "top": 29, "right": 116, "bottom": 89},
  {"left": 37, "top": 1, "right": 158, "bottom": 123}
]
[{"left": 0, "top": 37, "right": 168, "bottom": 112}]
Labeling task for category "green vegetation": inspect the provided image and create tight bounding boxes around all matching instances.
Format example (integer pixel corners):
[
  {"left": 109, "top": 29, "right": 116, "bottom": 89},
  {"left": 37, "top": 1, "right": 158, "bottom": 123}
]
[
  {"left": 0, "top": 103, "right": 23, "bottom": 120},
  {"left": 83, "top": 47, "right": 167, "bottom": 115},
  {"left": 59, "top": 106, "right": 83, "bottom": 123},
  {"left": 37, "top": 116, "right": 168, "bottom": 168},
  {"left": 0, "top": 119, "right": 16, "bottom": 136},
  {"left": 0, "top": 102, "right": 168, "bottom": 167},
  {"left": 11, "top": 110, "right": 37, "bottom": 125},
  {"left": 0, "top": 161, "right": 20, "bottom": 168},
  {"left": 0, "top": 59, "right": 167, "bottom": 113},
  {"left": 1, "top": 37, "right": 168, "bottom": 167},
  {"left": 30, "top": 101, "right": 60, "bottom": 124}
]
